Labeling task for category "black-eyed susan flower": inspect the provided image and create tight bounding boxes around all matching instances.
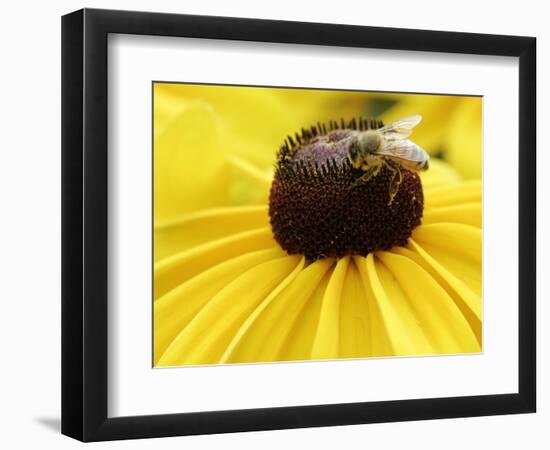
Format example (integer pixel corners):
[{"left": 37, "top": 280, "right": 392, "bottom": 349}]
[{"left": 153, "top": 84, "right": 482, "bottom": 367}]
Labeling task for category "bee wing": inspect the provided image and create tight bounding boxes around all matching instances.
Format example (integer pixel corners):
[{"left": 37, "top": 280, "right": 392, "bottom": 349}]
[
  {"left": 378, "top": 114, "right": 422, "bottom": 140},
  {"left": 374, "top": 139, "right": 427, "bottom": 162}
]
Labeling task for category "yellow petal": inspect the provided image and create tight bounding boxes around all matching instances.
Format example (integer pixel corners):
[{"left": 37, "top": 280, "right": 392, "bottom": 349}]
[
  {"left": 364, "top": 254, "right": 434, "bottom": 355},
  {"left": 154, "top": 248, "right": 284, "bottom": 364},
  {"left": 412, "top": 223, "right": 481, "bottom": 298},
  {"left": 353, "top": 256, "right": 393, "bottom": 357},
  {"left": 226, "top": 156, "right": 272, "bottom": 206},
  {"left": 154, "top": 205, "right": 269, "bottom": 261},
  {"left": 395, "top": 242, "right": 481, "bottom": 344},
  {"left": 158, "top": 255, "right": 302, "bottom": 366},
  {"left": 339, "top": 260, "right": 372, "bottom": 358},
  {"left": 420, "top": 158, "right": 462, "bottom": 190},
  {"left": 444, "top": 97, "right": 482, "bottom": 179},
  {"left": 154, "top": 227, "right": 277, "bottom": 299},
  {"left": 154, "top": 101, "right": 229, "bottom": 222},
  {"left": 153, "top": 83, "right": 189, "bottom": 140},
  {"left": 424, "top": 180, "right": 482, "bottom": 208},
  {"left": 226, "top": 155, "right": 273, "bottom": 187},
  {"left": 277, "top": 271, "right": 331, "bottom": 362},
  {"left": 220, "top": 258, "right": 334, "bottom": 364},
  {"left": 311, "top": 257, "right": 350, "bottom": 360},
  {"left": 376, "top": 252, "right": 480, "bottom": 354},
  {"left": 413, "top": 223, "right": 481, "bottom": 263},
  {"left": 422, "top": 202, "right": 481, "bottom": 228},
  {"left": 380, "top": 95, "right": 462, "bottom": 153},
  {"left": 156, "top": 84, "right": 347, "bottom": 169}
]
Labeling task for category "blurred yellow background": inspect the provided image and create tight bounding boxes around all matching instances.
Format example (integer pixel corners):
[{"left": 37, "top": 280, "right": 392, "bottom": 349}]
[{"left": 154, "top": 83, "right": 482, "bottom": 225}]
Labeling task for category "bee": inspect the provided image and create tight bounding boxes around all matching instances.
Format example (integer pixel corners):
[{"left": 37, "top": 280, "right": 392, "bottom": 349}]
[{"left": 346, "top": 114, "right": 429, "bottom": 204}]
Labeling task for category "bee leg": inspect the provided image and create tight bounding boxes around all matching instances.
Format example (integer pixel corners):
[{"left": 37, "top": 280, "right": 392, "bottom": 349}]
[
  {"left": 386, "top": 161, "right": 403, "bottom": 205},
  {"left": 349, "top": 165, "right": 377, "bottom": 189},
  {"left": 373, "top": 162, "right": 384, "bottom": 177}
]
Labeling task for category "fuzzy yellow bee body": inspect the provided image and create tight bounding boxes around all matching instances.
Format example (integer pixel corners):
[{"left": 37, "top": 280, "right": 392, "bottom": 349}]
[{"left": 346, "top": 115, "right": 429, "bottom": 203}]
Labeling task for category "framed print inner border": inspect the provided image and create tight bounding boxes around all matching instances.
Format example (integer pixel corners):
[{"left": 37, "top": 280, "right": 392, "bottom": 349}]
[
  {"left": 61, "top": 8, "right": 536, "bottom": 442},
  {"left": 112, "top": 42, "right": 516, "bottom": 416}
]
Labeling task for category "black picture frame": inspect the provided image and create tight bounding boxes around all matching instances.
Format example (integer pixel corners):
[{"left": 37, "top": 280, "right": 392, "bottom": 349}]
[{"left": 61, "top": 8, "right": 536, "bottom": 442}]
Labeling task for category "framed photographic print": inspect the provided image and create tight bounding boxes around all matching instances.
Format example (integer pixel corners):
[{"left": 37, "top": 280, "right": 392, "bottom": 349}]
[{"left": 62, "top": 8, "right": 536, "bottom": 442}]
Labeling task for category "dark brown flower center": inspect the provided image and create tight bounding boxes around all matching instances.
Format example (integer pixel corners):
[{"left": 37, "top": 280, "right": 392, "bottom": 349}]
[{"left": 269, "top": 118, "right": 424, "bottom": 261}]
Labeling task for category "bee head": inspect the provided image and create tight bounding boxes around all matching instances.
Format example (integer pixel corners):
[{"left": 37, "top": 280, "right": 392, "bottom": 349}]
[
  {"left": 359, "top": 131, "right": 382, "bottom": 153},
  {"left": 347, "top": 140, "right": 363, "bottom": 169}
]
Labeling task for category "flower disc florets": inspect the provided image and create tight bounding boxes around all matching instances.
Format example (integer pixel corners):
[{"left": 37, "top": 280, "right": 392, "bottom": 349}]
[{"left": 269, "top": 118, "right": 424, "bottom": 261}]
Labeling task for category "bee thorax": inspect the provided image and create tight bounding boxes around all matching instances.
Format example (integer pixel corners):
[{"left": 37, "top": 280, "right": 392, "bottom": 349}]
[{"left": 360, "top": 131, "right": 382, "bottom": 153}]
